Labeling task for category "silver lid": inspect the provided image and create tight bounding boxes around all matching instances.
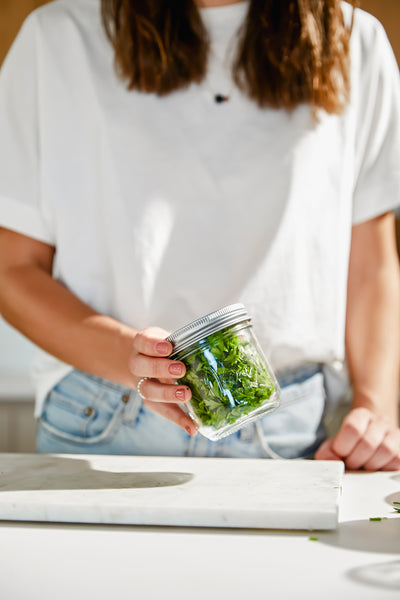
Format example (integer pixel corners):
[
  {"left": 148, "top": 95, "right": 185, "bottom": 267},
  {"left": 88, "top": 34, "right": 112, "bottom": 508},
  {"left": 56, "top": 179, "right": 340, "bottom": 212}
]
[{"left": 167, "top": 303, "right": 250, "bottom": 355}]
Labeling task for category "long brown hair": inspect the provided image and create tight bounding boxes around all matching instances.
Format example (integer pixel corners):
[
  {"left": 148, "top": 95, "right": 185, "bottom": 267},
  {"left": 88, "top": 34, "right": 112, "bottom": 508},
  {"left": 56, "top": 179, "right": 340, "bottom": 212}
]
[{"left": 101, "top": 0, "right": 356, "bottom": 114}]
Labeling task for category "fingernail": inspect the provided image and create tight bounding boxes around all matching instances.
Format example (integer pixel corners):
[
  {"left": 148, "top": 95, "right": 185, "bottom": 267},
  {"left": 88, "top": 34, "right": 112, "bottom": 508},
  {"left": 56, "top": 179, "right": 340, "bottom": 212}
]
[
  {"left": 156, "top": 341, "right": 171, "bottom": 355},
  {"left": 175, "top": 387, "right": 186, "bottom": 401},
  {"left": 169, "top": 363, "right": 183, "bottom": 376}
]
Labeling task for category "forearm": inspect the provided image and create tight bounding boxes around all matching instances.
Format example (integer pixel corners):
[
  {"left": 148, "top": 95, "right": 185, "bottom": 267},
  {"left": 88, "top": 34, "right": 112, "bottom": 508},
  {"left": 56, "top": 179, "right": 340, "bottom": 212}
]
[
  {"left": 345, "top": 262, "right": 400, "bottom": 425},
  {"left": 0, "top": 264, "right": 138, "bottom": 388}
]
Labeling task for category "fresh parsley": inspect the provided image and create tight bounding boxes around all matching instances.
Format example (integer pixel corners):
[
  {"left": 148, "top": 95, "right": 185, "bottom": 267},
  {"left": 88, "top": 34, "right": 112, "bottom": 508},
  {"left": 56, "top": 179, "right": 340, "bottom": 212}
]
[{"left": 176, "top": 327, "right": 275, "bottom": 431}]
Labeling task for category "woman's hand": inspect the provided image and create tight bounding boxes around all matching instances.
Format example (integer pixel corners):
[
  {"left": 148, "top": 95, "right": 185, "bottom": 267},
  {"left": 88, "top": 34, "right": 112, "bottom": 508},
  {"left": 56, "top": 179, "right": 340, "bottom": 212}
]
[
  {"left": 129, "top": 327, "right": 198, "bottom": 436},
  {"left": 315, "top": 407, "right": 400, "bottom": 471}
]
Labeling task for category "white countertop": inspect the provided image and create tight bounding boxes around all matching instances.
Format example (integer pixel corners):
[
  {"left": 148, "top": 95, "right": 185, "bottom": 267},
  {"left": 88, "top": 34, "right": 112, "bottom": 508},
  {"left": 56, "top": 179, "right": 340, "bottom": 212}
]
[{"left": 0, "top": 460, "right": 399, "bottom": 600}]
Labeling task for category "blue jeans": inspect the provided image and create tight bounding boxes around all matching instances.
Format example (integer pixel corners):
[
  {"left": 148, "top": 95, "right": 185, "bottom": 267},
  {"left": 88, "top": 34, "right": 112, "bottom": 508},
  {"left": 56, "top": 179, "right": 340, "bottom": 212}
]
[{"left": 36, "top": 364, "right": 327, "bottom": 459}]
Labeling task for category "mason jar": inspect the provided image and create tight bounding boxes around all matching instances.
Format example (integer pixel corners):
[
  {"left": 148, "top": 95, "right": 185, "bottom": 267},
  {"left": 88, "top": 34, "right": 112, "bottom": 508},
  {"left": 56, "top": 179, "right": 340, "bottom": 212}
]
[{"left": 167, "top": 303, "right": 280, "bottom": 441}]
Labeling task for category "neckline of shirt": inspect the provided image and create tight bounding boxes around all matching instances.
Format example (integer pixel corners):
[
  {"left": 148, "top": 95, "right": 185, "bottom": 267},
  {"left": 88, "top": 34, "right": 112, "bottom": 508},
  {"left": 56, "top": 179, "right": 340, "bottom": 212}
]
[{"left": 199, "top": 1, "right": 249, "bottom": 27}]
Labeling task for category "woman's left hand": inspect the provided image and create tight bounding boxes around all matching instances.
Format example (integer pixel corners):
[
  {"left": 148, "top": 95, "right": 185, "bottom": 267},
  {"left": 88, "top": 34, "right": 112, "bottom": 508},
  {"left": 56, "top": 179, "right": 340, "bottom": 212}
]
[{"left": 315, "top": 407, "right": 400, "bottom": 471}]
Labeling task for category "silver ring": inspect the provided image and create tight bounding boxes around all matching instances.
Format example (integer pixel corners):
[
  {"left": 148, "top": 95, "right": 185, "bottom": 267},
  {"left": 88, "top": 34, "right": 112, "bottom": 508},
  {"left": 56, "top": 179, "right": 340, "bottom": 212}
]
[{"left": 137, "top": 377, "right": 149, "bottom": 400}]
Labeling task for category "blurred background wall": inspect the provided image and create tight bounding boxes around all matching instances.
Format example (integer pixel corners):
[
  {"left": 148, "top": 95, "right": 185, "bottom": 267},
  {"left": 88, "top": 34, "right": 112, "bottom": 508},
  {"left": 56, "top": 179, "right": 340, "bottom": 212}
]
[{"left": 0, "top": 0, "right": 399, "bottom": 452}]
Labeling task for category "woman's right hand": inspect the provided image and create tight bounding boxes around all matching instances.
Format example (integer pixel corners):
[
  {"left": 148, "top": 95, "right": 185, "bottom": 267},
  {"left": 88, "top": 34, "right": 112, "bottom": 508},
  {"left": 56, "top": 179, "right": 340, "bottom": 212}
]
[{"left": 129, "top": 327, "right": 198, "bottom": 436}]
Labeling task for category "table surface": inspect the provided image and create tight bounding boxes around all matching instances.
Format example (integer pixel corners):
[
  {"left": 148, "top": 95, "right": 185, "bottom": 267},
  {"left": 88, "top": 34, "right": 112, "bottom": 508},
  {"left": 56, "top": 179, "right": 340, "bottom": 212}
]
[{"left": 0, "top": 458, "right": 399, "bottom": 600}]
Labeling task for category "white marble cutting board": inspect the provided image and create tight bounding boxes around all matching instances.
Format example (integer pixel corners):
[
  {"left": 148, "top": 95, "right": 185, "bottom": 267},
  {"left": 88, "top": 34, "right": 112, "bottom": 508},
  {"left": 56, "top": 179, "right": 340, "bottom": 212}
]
[{"left": 0, "top": 454, "right": 344, "bottom": 530}]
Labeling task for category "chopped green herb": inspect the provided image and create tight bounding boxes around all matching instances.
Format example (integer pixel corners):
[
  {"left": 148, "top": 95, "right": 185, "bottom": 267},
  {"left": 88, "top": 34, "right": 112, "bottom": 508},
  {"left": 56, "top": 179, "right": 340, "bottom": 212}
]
[
  {"left": 369, "top": 517, "right": 387, "bottom": 521},
  {"left": 393, "top": 502, "right": 400, "bottom": 513},
  {"left": 175, "top": 327, "right": 276, "bottom": 431},
  {"left": 309, "top": 537, "right": 319, "bottom": 541}
]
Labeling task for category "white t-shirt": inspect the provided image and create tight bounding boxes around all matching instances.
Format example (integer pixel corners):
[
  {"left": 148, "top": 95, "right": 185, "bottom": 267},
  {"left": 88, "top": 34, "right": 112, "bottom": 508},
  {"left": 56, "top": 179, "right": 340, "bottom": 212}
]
[{"left": 0, "top": 0, "right": 399, "bottom": 417}]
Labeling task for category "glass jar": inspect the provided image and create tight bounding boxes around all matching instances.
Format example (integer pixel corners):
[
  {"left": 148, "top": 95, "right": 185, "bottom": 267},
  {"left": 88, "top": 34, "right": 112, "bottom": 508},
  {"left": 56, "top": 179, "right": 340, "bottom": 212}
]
[{"left": 167, "top": 304, "right": 280, "bottom": 441}]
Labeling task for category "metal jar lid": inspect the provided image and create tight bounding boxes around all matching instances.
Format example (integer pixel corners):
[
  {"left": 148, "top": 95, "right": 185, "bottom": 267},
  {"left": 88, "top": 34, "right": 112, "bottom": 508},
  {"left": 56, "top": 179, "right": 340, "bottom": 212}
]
[{"left": 167, "top": 303, "right": 250, "bottom": 356}]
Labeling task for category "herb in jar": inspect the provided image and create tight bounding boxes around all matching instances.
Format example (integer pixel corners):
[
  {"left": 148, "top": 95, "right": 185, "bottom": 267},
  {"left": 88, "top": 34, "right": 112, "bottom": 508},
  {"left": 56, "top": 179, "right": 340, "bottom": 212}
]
[
  {"left": 177, "top": 328, "right": 276, "bottom": 430},
  {"left": 168, "top": 303, "right": 280, "bottom": 440}
]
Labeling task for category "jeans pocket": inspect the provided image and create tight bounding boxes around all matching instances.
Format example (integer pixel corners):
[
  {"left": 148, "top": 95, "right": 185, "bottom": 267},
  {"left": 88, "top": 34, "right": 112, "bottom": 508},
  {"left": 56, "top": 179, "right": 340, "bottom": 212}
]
[{"left": 39, "top": 371, "right": 127, "bottom": 445}]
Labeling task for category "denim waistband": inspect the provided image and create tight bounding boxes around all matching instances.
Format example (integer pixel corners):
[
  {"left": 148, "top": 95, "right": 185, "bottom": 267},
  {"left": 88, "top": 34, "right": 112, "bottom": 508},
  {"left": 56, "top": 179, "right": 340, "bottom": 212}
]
[
  {"left": 73, "top": 370, "right": 133, "bottom": 394},
  {"left": 276, "top": 363, "right": 322, "bottom": 388},
  {"left": 74, "top": 362, "right": 322, "bottom": 394}
]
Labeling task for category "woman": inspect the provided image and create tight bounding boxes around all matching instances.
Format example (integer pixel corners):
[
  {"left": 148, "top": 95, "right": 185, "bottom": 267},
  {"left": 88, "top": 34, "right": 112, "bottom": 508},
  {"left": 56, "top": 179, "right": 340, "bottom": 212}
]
[{"left": 0, "top": 0, "right": 399, "bottom": 469}]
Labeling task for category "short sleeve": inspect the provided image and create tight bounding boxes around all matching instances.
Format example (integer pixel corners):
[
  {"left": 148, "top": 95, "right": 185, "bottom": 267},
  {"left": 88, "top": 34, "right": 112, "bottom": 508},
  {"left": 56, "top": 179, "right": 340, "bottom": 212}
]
[
  {"left": 352, "top": 15, "right": 400, "bottom": 225},
  {"left": 0, "top": 12, "right": 54, "bottom": 244}
]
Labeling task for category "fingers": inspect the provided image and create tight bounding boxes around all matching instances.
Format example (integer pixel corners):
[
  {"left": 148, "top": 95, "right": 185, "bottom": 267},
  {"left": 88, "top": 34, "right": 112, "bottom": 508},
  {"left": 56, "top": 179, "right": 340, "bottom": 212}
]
[
  {"left": 143, "top": 398, "right": 198, "bottom": 436},
  {"left": 340, "top": 421, "right": 387, "bottom": 471},
  {"left": 382, "top": 455, "right": 400, "bottom": 471},
  {"left": 137, "top": 378, "right": 192, "bottom": 404},
  {"left": 132, "top": 327, "right": 173, "bottom": 357},
  {"left": 129, "top": 328, "right": 197, "bottom": 435},
  {"left": 329, "top": 407, "right": 400, "bottom": 471},
  {"left": 331, "top": 407, "right": 371, "bottom": 457},
  {"left": 364, "top": 429, "right": 400, "bottom": 471},
  {"left": 129, "top": 354, "right": 186, "bottom": 380},
  {"left": 314, "top": 439, "right": 342, "bottom": 462},
  {"left": 129, "top": 328, "right": 193, "bottom": 432}
]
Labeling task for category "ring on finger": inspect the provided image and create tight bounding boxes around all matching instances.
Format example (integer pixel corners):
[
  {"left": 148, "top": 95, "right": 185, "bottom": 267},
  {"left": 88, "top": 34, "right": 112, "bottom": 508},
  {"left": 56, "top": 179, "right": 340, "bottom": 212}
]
[{"left": 137, "top": 377, "right": 149, "bottom": 400}]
